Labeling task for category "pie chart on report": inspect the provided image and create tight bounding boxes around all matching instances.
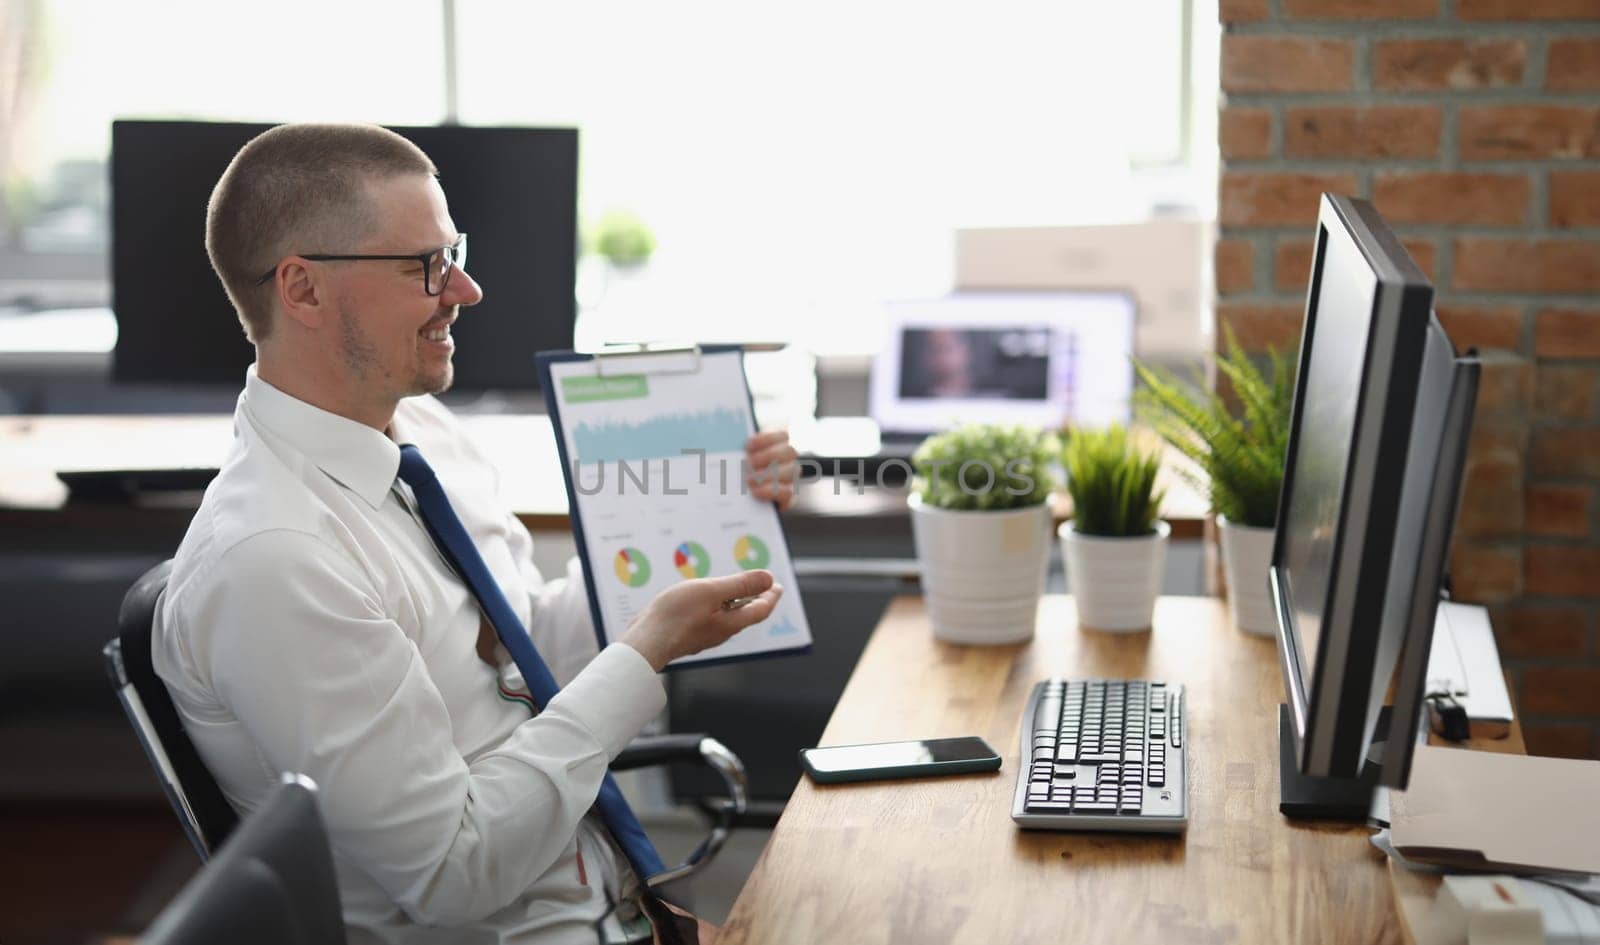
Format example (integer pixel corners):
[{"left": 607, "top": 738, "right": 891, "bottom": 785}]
[
  {"left": 733, "top": 534, "right": 770, "bottom": 570},
  {"left": 674, "top": 541, "right": 710, "bottom": 579},
  {"left": 613, "top": 547, "right": 652, "bottom": 588}
]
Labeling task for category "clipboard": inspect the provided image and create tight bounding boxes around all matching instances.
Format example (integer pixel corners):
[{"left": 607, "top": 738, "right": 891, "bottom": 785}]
[{"left": 537, "top": 343, "right": 814, "bottom": 669}]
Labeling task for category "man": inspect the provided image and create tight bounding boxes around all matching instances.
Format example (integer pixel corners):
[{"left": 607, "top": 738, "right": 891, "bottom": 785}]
[{"left": 152, "top": 123, "right": 797, "bottom": 944}]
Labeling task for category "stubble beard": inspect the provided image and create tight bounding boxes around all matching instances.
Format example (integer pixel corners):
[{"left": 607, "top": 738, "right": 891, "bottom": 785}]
[{"left": 336, "top": 304, "right": 454, "bottom": 399}]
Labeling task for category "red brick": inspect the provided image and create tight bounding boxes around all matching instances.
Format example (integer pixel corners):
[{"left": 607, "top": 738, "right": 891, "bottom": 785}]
[
  {"left": 1458, "top": 452, "right": 1525, "bottom": 536},
  {"left": 1221, "top": 172, "right": 1361, "bottom": 227},
  {"left": 1215, "top": 303, "right": 1303, "bottom": 353},
  {"left": 1520, "top": 665, "right": 1600, "bottom": 715},
  {"left": 1475, "top": 356, "right": 1534, "bottom": 414},
  {"left": 1401, "top": 239, "right": 1437, "bottom": 282},
  {"left": 1459, "top": 105, "right": 1600, "bottom": 159},
  {"left": 1549, "top": 37, "right": 1600, "bottom": 90},
  {"left": 1435, "top": 304, "right": 1524, "bottom": 351},
  {"left": 1531, "top": 429, "right": 1600, "bottom": 477},
  {"left": 1283, "top": 0, "right": 1437, "bottom": 16},
  {"left": 1220, "top": 108, "right": 1273, "bottom": 160},
  {"left": 1454, "top": 240, "right": 1600, "bottom": 293},
  {"left": 1284, "top": 106, "right": 1441, "bottom": 158},
  {"left": 1449, "top": 544, "right": 1524, "bottom": 602},
  {"left": 1535, "top": 308, "right": 1600, "bottom": 358},
  {"left": 1494, "top": 605, "right": 1590, "bottom": 657},
  {"left": 1527, "top": 483, "right": 1593, "bottom": 536},
  {"left": 1536, "top": 365, "right": 1598, "bottom": 420},
  {"left": 1526, "top": 545, "right": 1600, "bottom": 597},
  {"left": 1471, "top": 418, "right": 1530, "bottom": 456},
  {"left": 1274, "top": 238, "right": 1437, "bottom": 292},
  {"left": 1551, "top": 171, "right": 1600, "bottom": 227},
  {"left": 1215, "top": 239, "right": 1255, "bottom": 295},
  {"left": 1373, "top": 172, "right": 1528, "bottom": 226},
  {"left": 1521, "top": 723, "right": 1597, "bottom": 760},
  {"left": 1460, "top": 0, "right": 1600, "bottom": 18},
  {"left": 1222, "top": 37, "right": 1355, "bottom": 93},
  {"left": 1275, "top": 241, "right": 1315, "bottom": 295},
  {"left": 1373, "top": 39, "right": 1526, "bottom": 90},
  {"left": 1220, "top": 0, "right": 1270, "bottom": 21}
]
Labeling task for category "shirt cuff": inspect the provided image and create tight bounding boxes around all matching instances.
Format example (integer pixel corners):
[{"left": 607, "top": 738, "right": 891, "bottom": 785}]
[{"left": 547, "top": 642, "right": 666, "bottom": 758}]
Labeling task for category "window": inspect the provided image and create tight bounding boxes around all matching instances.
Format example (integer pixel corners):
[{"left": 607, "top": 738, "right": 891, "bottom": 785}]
[{"left": 1, "top": 0, "right": 1215, "bottom": 356}]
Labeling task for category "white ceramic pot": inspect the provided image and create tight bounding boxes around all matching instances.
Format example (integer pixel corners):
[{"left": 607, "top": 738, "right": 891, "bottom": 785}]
[
  {"left": 908, "top": 494, "right": 1051, "bottom": 645},
  {"left": 1060, "top": 520, "right": 1170, "bottom": 632},
  {"left": 1219, "top": 515, "right": 1277, "bottom": 637}
]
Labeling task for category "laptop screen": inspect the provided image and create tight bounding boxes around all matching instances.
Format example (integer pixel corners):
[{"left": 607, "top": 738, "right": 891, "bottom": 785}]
[{"left": 870, "top": 292, "right": 1135, "bottom": 436}]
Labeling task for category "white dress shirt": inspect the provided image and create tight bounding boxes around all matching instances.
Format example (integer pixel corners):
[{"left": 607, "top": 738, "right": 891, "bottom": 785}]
[{"left": 153, "top": 369, "right": 666, "bottom": 945}]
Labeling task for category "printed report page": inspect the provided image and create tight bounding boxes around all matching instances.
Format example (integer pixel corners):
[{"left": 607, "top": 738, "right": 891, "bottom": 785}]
[{"left": 547, "top": 351, "right": 812, "bottom": 666}]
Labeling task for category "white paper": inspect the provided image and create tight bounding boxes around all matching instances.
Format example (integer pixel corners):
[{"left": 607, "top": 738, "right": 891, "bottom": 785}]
[
  {"left": 548, "top": 351, "right": 813, "bottom": 667},
  {"left": 1427, "top": 601, "right": 1513, "bottom": 723}
]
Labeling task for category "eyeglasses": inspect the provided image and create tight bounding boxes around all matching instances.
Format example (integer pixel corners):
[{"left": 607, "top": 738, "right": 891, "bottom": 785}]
[{"left": 253, "top": 233, "right": 468, "bottom": 297}]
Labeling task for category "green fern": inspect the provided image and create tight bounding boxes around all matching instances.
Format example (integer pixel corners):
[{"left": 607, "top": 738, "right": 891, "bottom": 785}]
[
  {"left": 911, "top": 424, "right": 1059, "bottom": 511},
  {"left": 1062, "top": 425, "right": 1166, "bottom": 537},
  {"left": 1132, "top": 323, "right": 1297, "bottom": 529}
]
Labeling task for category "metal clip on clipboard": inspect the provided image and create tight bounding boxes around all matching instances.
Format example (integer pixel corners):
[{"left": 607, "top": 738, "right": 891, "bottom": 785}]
[{"left": 589, "top": 342, "right": 702, "bottom": 377}]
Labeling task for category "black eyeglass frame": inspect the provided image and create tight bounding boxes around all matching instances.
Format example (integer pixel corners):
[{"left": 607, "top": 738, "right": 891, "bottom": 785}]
[{"left": 253, "top": 233, "right": 467, "bottom": 297}]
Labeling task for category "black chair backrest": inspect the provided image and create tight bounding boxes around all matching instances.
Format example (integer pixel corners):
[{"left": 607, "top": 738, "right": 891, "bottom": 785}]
[
  {"left": 104, "top": 558, "right": 240, "bottom": 857},
  {"left": 142, "top": 774, "right": 347, "bottom": 945}
]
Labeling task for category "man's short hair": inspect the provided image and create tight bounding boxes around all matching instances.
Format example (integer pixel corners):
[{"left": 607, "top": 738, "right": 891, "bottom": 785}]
[{"left": 205, "top": 124, "right": 437, "bottom": 343}]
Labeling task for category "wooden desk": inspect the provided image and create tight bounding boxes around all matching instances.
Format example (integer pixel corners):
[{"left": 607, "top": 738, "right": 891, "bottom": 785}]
[{"left": 720, "top": 595, "right": 1514, "bottom": 945}]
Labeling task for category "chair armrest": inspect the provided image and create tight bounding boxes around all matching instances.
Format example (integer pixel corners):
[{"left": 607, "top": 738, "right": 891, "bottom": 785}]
[
  {"left": 612, "top": 734, "right": 713, "bottom": 771},
  {"left": 612, "top": 734, "right": 750, "bottom": 890}
]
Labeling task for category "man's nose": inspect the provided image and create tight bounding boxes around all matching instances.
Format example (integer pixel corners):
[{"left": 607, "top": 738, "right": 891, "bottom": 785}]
[{"left": 445, "top": 266, "right": 484, "bottom": 307}]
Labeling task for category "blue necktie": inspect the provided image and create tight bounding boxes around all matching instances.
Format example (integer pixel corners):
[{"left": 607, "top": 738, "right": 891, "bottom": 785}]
[{"left": 396, "top": 444, "right": 667, "bottom": 881}]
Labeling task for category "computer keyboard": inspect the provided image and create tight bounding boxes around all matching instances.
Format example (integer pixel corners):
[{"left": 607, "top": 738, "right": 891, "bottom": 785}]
[{"left": 1011, "top": 678, "right": 1188, "bottom": 832}]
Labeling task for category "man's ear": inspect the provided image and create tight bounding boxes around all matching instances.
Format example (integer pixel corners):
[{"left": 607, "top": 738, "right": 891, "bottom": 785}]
[{"left": 275, "top": 259, "right": 328, "bottom": 330}]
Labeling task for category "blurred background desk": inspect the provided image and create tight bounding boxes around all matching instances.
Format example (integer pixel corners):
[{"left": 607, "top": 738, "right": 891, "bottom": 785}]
[{"left": 719, "top": 595, "right": 1522, "bottom": 945}]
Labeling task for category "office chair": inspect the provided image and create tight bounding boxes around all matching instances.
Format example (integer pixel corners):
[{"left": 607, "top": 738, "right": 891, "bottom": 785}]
[
  {"left": 142, "top": 772, "right": 346, "bottom": 945},
  {"left": 105, "top": 559, "right": 749, "bottom": 888}
]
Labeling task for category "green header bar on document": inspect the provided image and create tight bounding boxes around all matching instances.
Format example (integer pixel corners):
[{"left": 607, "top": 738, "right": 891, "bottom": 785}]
[{"left": 563, "top": 375, "right": 650, "bottom": 403}]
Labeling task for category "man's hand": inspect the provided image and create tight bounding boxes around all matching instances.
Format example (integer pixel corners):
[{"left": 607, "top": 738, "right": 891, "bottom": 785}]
[
  {"left": 620, "top": 570, "right": 782, "bottom": 672},
  {"left": 745, "top": 430, "right": 799, "bottom": 511}
]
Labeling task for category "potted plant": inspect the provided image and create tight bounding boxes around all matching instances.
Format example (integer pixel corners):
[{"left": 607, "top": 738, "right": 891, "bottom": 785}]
[
  {"left": 588, "top": 208, "right": 657, "bottom": 268},
  {"left": 1134, "top": 325, "right": 1295, "bottom": 637},
  {"left": 908, "top": 424, "right": 1058, "bottom": 645},
  {"left": 1059, "top": 425, "right": 1168, "bottom": 632}
]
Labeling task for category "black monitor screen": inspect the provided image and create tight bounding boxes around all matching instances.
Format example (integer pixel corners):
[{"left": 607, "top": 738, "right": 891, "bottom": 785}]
[
  {"left": 1280, "top": 225, "right": 1380, "bottom": 702},
  {"left": 111, "top": 120, "right": 577, "bottom": 392},
  {"left": 1271, "top": 194, "right": 1434, "bottom": 780}
]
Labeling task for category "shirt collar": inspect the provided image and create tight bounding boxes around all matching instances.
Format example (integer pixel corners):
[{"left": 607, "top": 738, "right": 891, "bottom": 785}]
[{"left": 241, "top": 366, "right": 401, "bottom": 509}]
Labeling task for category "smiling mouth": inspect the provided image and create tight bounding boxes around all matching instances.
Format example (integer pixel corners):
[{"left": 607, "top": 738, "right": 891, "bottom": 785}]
[{"left": 420, "top": 312, "right": 456, "bottom": 343}]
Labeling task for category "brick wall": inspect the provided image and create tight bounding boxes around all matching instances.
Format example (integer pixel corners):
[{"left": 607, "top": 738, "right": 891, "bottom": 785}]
[{"left": 1217, "top": 0, "right": 1600, "bottom": 758}]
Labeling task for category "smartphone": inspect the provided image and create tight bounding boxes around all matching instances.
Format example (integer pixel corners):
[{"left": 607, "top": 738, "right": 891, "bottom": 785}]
[{"left": 799, "top": 736, "right": 1002, "bottom": 784}]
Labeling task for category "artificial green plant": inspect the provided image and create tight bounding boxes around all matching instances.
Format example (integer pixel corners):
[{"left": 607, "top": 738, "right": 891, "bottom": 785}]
[
  {"left": 911, "top": 424, "right": 1059, "bottom": 512},
  {"left": 1062, "top": 424, "right": 1166, "bottom": 537},
  {"left": 1132, "top": 323, "right": 1296, "bottom": 529}
]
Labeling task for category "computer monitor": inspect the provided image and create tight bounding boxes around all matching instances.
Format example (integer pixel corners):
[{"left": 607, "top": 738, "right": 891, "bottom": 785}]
[
  {"left": 868, "top": 291, "right": 1135, "bottom": 436},
  {"left": 142, "top": 774, "right": 346, "bottom": 945},
  {"left": 1269, "top": 194, "right": 1479, "bottom": 819},
  {"left": 111, "top": 120, "right": 577, "bottom": 393}
]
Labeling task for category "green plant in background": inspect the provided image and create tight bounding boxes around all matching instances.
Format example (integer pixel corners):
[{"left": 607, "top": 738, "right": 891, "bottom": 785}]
[
  {"left": 1062, "top": 424, "right": 1166, "bottom": 537},
  {"left": 587, "top": 209, "right": 656, "bottom": 266},
  {"left": 912, "top": 424, "right": 1059, "bottom": 511},
  {"left": 1133, "top": 323, "right": 1296, "bottom": 529}
]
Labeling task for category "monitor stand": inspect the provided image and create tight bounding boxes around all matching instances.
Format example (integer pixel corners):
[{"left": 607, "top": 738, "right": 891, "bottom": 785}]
[{"left": 1277, "top": 704, "right": 1389, "bottom": 821}]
